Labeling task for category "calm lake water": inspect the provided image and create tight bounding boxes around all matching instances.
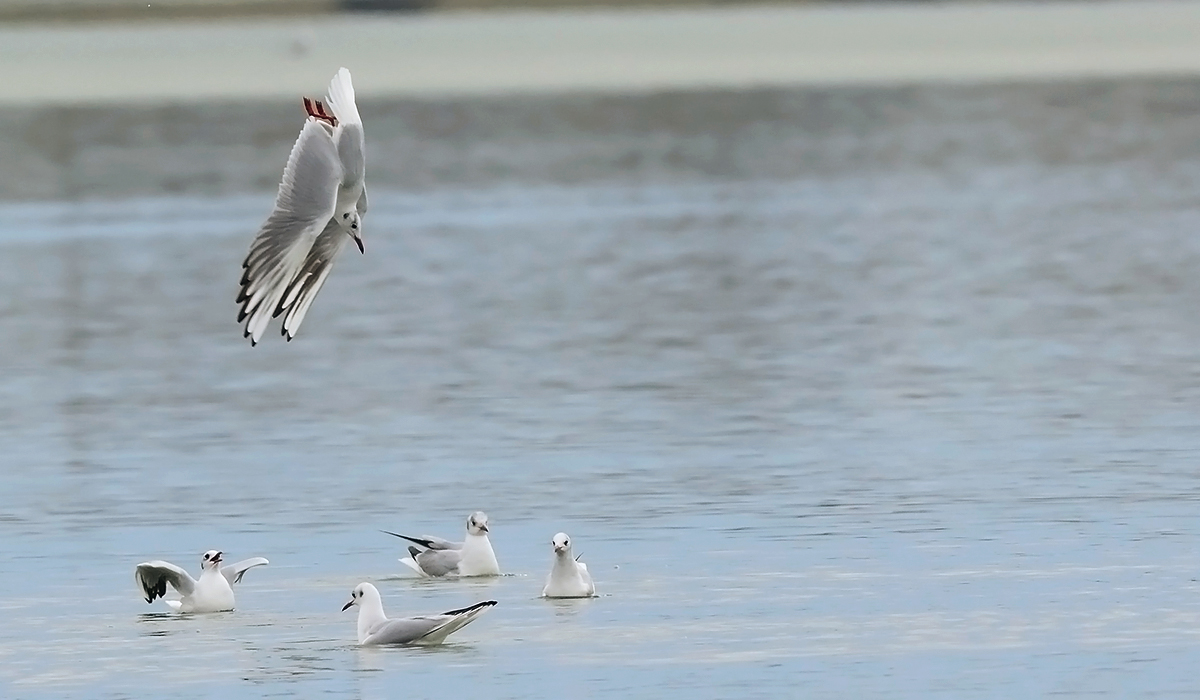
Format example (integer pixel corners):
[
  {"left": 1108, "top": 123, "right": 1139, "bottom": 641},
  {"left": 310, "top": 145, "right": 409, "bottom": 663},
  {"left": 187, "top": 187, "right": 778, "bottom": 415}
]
[{"left": 4, "top": 79, "right": 1200, "bottom": 698}]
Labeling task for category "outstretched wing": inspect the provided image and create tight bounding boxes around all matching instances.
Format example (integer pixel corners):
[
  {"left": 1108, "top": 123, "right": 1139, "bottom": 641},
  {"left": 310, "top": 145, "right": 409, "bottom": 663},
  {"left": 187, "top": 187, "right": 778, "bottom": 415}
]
[
  {"left": 237, "top": 118, "right": 341, "bottom": 345},
  {"left": 325, "top": 67, "right": 365, "bottom": 189},
  {"left": 220, "top": 557, "right": 269, "bottom": 586},
  {"left": 273, "top": 218, "right": 350, "bottom": 341},
  {"left": 135, "top": 561, "right": 196, "bottom": 604}
]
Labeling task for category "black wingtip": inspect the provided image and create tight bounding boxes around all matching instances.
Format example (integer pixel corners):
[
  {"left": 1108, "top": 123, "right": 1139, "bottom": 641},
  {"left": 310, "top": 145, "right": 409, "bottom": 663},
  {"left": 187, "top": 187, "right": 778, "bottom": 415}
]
[
  {"left": 442, "top": 600, "right": 498, "bottom": 616},
  {"left": 380, "top": 530, "right": 426, "bottom": 547}
]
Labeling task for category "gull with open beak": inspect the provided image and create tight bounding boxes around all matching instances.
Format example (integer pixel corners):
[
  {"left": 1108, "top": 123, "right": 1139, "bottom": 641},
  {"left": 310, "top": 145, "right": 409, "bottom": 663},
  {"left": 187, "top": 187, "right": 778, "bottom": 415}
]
[
  {"left": 342, "top": 582, "right": 496, "bottom": 646},
  {"left": 134, "top": 550, "right": 269, "bottom": 613},
  {"left": 382, "top": 511, "right": 501, "bottom": 577}
]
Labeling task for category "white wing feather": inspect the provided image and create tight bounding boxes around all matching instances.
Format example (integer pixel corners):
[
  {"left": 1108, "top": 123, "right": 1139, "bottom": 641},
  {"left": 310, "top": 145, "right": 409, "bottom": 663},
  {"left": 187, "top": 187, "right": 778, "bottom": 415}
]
[
  {"left": 237, "top": 119, "right": 342, "bottom": 345},
  {"left": 220, "top": 557, "right": 269, "bottom": 586}
]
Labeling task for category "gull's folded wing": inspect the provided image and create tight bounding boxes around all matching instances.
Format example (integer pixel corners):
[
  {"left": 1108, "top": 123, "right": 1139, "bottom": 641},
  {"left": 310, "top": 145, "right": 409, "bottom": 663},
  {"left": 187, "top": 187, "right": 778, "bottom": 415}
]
[
  {"left": 414, "top": 548, "right": 462, "bottom": 577},
  {"left": 382, "top": 530, "right": 461, "bottom": 551},
  {"left": 364, "top": 601, "right": 496, "bottom": 646}
]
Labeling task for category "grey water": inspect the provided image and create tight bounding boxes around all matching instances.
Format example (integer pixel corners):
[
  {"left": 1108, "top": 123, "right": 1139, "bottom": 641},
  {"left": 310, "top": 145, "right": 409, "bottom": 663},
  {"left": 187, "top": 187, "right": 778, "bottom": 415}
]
[{"left": 5, "top": 79, "right": 1200, "bottom": 698}]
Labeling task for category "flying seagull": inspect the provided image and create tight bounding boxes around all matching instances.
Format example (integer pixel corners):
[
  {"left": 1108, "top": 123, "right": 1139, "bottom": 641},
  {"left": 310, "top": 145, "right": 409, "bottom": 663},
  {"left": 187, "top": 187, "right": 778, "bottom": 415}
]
[{"left": 237, "top": 67, "right": 368, "bottom": 345}]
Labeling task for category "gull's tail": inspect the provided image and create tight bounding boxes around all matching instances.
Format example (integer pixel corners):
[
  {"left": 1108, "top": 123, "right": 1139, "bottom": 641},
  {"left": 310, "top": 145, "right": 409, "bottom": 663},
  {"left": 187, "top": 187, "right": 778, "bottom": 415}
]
[
  {"left": 325, "top": 67, "right": 361, "bottom": 126},
  {"left": 399, "top": 550, "right": 428, "bottom": 577}
]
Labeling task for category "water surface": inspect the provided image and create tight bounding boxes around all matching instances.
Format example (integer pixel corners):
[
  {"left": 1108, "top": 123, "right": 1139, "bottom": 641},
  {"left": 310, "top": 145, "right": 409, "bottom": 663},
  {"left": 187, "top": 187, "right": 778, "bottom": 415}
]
[{"left": 4, "top": 83, "right": 1200, "bottom": 698}]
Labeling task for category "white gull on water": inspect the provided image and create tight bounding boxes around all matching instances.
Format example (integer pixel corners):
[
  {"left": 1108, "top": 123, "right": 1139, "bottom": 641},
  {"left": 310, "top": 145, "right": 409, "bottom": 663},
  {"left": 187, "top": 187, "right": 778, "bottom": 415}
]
[
  {"left": 134, "top": 550, "right": 269, "bottom": 613},
  {"left": 383, "top": 511, "right": 501, "bottom": 577},
  {"left": 342, "top": 582, "right": 497, "bottom": 646},
  {"left": 542, "top": 533, "right": 595, "bottom": 599},
  {"left": 236, "top": 67, "right": 368, "bottom": 345}
]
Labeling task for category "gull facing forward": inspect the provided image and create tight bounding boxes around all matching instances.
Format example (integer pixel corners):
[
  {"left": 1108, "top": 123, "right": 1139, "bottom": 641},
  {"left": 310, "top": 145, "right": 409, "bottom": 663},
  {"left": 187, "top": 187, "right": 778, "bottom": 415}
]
[
  {"left": 342, "top": 582, "right": 497, "bottom": 646},
  {"left": 237, "top": 67, "right": 368, "bottom": 345},
  {"left": 542, "top": 533, "right": 595, "bottom": 598},
  {"left": 135, "top": 550, "right": 269, "bottom": 613}
]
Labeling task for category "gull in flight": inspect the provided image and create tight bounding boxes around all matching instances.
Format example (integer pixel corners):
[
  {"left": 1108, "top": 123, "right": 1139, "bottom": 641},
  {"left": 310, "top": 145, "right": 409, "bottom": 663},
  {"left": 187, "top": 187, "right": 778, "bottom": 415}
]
[
  {"left": 383, "top": 511, "right": 501, "bottom": 577},
  {"left": 237, "top": 67, "right": 368, "bottom": 345},
  {"left": 342, "top": 582, "right": 497, "bottom": 646},
  {"left": 134, "top": 550, "right": 269, "bottom": 613},
  {"left": 541, "top": 533, "right": 595, "bottom": 598}
]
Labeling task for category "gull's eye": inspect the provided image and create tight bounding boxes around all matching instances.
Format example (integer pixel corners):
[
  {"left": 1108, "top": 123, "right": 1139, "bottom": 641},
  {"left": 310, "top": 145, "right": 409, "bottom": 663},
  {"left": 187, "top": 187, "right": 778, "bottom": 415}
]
[
  {"left": 351, "top": 222, "right": 358, "bottom": 230},
  {"left": 343, "top": 213, "right": 349, "bottom": 219}
]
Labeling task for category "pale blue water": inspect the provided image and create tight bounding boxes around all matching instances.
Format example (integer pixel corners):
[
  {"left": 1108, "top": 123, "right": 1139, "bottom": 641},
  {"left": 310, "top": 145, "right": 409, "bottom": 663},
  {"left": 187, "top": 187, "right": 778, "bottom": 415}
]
[{"left": 5, "top": 89, "right": 1200, "bottom": 698}]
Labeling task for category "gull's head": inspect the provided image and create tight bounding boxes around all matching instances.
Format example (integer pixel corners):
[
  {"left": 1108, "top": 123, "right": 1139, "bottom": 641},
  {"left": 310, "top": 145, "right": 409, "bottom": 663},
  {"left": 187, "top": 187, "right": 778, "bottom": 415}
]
[
  {"left": 201, "top": 550, "right": 223, "bottom": 570},
  {"left": 467, "top": 511, "right": 490, "bottom": 536},
  {"left": 552, "top": 532, "right": 571, "bottom": 555},
  {"left": 340, "top": 211, "right": 364, "bottom": 254},
  {"left": 342, "top": 582, "right": 377, "bottom": 612}
]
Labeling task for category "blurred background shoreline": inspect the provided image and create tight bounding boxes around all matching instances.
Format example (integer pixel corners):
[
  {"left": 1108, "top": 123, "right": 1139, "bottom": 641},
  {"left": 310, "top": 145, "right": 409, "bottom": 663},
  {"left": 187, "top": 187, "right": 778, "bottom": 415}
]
[
  {"left": 7, "top": 1, "right": 1200, "bottom": 202},
  {"left": 0, "top": 0, "right": 783, "bottom": 22}
]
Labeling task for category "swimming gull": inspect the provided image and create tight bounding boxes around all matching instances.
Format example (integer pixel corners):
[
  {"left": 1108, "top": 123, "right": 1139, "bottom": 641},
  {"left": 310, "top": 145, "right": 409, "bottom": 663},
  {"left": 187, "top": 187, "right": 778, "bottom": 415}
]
[
  {"left": 383, "top": 511, "right": 500, "bottom": 577},
  {"left": 135, "top": 549, "right": 269, "bottom": 613},
  {"left": 342, "top": 582, "right": 497, "bottom": 646},
  {"left": 541, "top": 532, "right": 595, "bottom": 598}
]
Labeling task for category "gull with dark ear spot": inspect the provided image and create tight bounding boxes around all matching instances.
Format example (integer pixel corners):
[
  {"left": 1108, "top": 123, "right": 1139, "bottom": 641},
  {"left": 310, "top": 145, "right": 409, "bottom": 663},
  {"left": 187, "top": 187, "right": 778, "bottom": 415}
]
[
  {"left": 134, "top": 550, "right": 269, "bottom": 613},
  {"left": 342, "top": 582, "right": 496, "bottom": 646},
  {"left": 237, "top": 67, "right": 368, "bottom": 345},
  {"left": 542, "top": 533, "right": 595, "bottom": 598},
  {"left": 382, "top": 511, "right": 500, "bottom": 577}
]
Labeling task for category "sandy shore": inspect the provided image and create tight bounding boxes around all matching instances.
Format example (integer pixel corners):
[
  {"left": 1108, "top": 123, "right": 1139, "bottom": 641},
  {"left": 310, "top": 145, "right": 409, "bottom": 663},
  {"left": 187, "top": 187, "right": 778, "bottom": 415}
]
[{"left": 5, "top": 1, "right": 1200, "bottom": 106}]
